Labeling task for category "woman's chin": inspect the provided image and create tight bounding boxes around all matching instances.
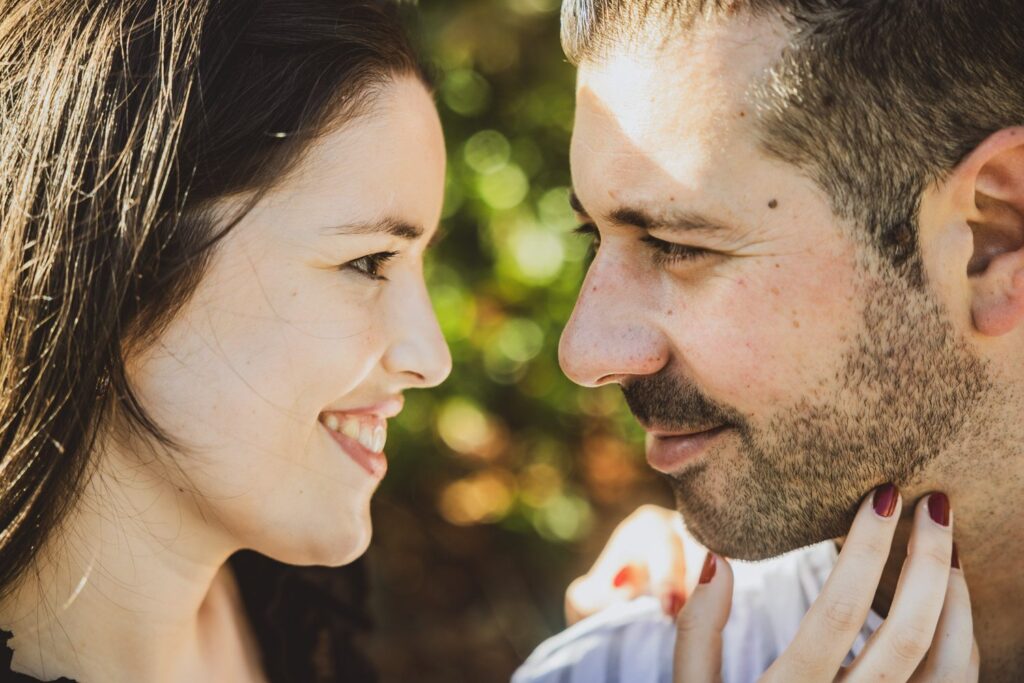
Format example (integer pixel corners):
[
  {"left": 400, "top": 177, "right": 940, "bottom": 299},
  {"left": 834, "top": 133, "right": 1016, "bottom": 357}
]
[{"left": 257, "top": 504, "right": 374, "bottom": 567}]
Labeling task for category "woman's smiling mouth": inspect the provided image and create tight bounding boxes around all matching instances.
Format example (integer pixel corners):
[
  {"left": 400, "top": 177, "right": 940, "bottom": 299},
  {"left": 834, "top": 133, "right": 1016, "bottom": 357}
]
[
  {"left": 319, "top": 397, "right": 403, "bottom": 478},
  {"left": 324, "top": 413, "right": 387, "bottom": 453}
]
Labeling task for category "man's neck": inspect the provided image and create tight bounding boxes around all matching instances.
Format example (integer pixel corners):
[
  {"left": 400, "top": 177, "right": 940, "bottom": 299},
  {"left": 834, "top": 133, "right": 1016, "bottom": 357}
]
[{"left": 861, "top": 495, "right": 1024, "bottom": 682}]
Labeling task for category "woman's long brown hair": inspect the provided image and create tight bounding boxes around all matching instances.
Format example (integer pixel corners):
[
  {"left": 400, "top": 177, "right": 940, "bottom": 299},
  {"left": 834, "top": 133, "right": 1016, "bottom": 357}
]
[{"left": 0, "top": 0, "right": 427, "bottom": 602}]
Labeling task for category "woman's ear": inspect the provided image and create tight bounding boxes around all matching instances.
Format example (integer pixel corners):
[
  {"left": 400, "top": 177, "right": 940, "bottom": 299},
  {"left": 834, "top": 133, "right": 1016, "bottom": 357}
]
[{"left": 942, "top": 128, "right": 1024, "bottom": 337}]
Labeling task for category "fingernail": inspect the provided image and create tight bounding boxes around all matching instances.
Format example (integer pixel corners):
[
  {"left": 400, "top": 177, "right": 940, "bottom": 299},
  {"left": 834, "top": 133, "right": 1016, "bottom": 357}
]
[
  {"left": 872, "top": 483, "right": 899, "bottom": 518},
  {"left": 662, "top": 591, "right": 685, "bottom": 617},
  {"left": 928, "top": 492, "right": 951, "bottom": 527},
  {"left": 612, "top": 566, "right": 633, "bottom": 588},
  {"left": 699, "top": 552, "right": 717, "bottom": 585},
  {"left": 951, "top": 542, "right": 960, "bottom": 569}
]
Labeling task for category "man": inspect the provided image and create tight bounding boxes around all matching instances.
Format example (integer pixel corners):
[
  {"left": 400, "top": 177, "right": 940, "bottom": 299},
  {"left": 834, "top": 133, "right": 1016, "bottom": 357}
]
[{"left": 514, "top": 1, "right": 1024, "bottom": 681}]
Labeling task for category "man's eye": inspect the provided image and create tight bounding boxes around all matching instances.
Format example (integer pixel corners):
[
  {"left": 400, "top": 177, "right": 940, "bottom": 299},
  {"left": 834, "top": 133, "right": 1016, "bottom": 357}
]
[
  {"left": 574, "top": 223, "right": 601, "bottom": 257},
  {"left": 640, "top": 235, "right": 712, "bottom": 265},
  {"left": 341, "top": 251, "right": 398, "bottom": 281}
]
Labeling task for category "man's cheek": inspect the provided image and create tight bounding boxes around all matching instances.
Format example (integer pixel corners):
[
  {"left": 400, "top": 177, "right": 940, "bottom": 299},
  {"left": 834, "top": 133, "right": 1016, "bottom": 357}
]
[{"left": 679, "top": 296, "right": 832, "bottom": 409}]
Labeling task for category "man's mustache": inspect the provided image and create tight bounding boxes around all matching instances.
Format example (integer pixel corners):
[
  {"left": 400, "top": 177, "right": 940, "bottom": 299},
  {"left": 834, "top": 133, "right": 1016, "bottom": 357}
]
[{"left": 621, "top": 371, "right": 744, "bottom": 432}]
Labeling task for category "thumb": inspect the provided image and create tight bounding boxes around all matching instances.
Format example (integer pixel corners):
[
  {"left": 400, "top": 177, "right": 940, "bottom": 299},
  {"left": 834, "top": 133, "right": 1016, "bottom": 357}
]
[{"left": 673, "top": 553, "right": 733, "bottom": 683}]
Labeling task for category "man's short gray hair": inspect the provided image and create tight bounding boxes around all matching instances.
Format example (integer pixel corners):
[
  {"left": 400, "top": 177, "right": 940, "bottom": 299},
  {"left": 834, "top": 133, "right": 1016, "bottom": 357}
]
[{"left": 561, "top": 0, "right": 1024, "bottom": 286}]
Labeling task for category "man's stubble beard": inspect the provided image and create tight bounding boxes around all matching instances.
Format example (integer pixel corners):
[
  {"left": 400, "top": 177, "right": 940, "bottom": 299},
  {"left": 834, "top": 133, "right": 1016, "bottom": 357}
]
[{"left": 623, "top": 257, "right": 995, "bottom": 561}]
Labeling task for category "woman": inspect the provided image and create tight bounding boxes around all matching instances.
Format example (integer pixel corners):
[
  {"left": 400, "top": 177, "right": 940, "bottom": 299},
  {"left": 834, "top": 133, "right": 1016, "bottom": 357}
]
[{"left": 0, "top": 1, "right": 449, "bottom": 680}]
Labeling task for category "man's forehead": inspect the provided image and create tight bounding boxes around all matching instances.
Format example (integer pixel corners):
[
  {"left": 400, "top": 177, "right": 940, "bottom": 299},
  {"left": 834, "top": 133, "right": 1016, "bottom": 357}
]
[
  {"left": 570, "top": 16, "right": 790, "bottom": 212},
  {"left": 574, "top": 13, "right": 790, "bottom": 118}
]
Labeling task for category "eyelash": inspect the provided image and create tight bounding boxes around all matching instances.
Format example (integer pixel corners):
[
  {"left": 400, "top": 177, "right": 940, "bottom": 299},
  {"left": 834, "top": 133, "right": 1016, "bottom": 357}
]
[
  {"left": 574, "top": 224, "right": 712, "bottom": 265},
  {"left": 342, "top": 251, "right": 398, "bottom": 281}
]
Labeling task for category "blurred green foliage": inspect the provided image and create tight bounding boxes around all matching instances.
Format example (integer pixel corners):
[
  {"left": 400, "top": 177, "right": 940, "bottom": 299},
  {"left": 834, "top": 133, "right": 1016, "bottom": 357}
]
[
  {"left": 385, "top": 0, "right": 649, "bottom": 542},
  {"left": 365, "top": 2, "right": 672, "bottom": 680}
]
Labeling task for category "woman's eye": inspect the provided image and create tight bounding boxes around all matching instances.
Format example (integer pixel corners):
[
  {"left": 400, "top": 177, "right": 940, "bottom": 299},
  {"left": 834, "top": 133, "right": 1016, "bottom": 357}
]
[
  {"left": 640, "top": 235, "right": 712, "bottom": 265},
  {"left": 342, "top": 251, "right": 398, "bottom": 281}
]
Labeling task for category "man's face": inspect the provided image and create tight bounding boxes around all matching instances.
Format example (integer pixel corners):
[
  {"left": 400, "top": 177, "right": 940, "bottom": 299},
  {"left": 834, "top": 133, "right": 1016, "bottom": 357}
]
[{"left": 560, "top": 19, "right": 990, "bottom": 560}]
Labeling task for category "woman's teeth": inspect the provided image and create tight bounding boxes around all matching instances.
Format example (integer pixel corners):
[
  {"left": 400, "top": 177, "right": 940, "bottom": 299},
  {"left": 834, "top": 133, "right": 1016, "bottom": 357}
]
[{"left": 323, "top": 415, "right": 387, "bottom": 453}]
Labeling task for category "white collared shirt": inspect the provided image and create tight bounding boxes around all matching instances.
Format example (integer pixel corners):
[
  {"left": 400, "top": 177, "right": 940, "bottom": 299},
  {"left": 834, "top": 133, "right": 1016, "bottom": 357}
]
[{"left": 513, "top": 539, "right": 883, "bottom": 683}]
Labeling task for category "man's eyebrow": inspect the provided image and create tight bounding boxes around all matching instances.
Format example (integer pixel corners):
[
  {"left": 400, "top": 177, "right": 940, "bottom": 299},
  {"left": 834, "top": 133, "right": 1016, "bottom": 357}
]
[
  {"left": 609, "top": 207, "right": 730, "bottom": 234},
  {"left": 569, "top": 191, "right": 729, "bottom": 235},
  {"left": 320, "top": 217, "right": 425, "bottom": 240}
]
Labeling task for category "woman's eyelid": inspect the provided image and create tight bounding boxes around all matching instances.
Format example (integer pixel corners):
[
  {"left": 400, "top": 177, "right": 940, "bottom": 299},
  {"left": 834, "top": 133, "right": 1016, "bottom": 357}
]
[{"left": 341, "top": 250, "right": 398, "bottom": 281}]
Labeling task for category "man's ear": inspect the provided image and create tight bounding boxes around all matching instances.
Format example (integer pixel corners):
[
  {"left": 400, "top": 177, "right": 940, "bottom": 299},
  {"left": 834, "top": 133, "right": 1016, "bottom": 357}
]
[{"left": 943, "top": 128, "right": 1024, "bottom": 337}]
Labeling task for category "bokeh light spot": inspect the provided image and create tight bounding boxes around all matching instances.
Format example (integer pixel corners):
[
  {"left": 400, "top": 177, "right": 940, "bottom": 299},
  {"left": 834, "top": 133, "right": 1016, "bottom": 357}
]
[
  {"left": 439, "top": 470, "right": 516, "bottom": 526},
  {"left": 442, "top": 68, "right": 492, "bottom": 116},
  {"left": 477, "top": 163, "right": 529, "bottom": 210},
  {"left": 437, "top": 397, "right": 504, "bottom": 460},
  {"left": 464, "top": 129, "right": 511, "bottom": 174}
]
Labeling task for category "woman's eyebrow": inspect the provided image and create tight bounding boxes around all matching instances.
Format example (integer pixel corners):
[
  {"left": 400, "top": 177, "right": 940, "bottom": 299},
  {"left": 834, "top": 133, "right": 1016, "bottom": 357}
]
[{"left": 319, "top": 217, "right": 424, "bottom": 240}]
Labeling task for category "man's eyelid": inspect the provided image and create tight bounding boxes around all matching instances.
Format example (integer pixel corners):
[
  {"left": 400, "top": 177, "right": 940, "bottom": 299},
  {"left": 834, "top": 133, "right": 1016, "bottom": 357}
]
[{"left": 644, "top": 226, "right": 722, "bottom": 248}]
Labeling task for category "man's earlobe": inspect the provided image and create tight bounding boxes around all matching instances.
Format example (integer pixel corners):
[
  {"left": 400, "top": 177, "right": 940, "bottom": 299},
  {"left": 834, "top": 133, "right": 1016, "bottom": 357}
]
[{"left": 963, "top": 128, "right": 1024, "bottom": 336}]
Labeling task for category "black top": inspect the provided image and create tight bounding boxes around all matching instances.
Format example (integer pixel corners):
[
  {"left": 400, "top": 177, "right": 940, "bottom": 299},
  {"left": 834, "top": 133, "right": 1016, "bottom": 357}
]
[{"left": 0, "top": 551, "right": 377, "bottom": 683}]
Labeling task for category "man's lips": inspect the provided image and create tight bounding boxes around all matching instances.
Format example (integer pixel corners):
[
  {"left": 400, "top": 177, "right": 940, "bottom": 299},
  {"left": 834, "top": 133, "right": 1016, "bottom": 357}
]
[
  {"left": 645, "top": 424, "right": 731, "bottom": 474},
  {"left": 647, "top": 424, "right": 726, "bottom": 439}
]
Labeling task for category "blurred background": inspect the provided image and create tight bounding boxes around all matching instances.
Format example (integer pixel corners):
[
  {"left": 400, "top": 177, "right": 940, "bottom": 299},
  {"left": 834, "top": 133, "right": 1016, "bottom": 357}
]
[{"left": 361, "top": 1, "right": 674, "bottom": 680}]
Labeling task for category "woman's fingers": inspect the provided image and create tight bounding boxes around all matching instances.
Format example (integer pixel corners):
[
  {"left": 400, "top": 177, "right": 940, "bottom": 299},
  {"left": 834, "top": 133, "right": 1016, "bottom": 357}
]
[
  {"left": 844, "top": 493, "right": 955, "bottom": 682},
  {"left": 673, "top": 553, "right": 733, "bottom": 683},
  {"left": 907, "top": 547, "right": 977, "bottom": 682},
  {"left": 564, "top": 563, "right": 649, "bottom": 625},
  {"left": 764, "top": 485, "right": 902, "bottom": 682},
  {"left": 651, "top": 525, "right": 689, "bottom": 618},
  {"left": 564, "top": 504, "right": 686, "bottom": 625}
]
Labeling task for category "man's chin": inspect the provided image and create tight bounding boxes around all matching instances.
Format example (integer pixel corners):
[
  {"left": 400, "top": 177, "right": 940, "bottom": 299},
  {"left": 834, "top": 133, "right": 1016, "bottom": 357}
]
[
  {"left": 690, "top": 529, "right": 839, "bottom": 562},
  {"left": 674, "top": 493, "right": 857, "bottom": 562}
]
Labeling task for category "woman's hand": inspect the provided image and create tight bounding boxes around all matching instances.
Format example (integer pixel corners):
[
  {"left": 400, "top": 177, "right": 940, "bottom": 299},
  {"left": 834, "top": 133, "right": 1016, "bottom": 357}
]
[
  {"left": 565, "top": 504, "right": 689, "bottom": 625},
  {"left": 673, "top": 486, "right": 980, "bottom": 682}
]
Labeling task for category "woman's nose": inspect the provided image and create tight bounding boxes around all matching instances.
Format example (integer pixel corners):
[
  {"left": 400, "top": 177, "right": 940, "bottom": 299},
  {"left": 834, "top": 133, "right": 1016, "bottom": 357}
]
[{"left": 382, "top": 280, "right": 452, "bottom": 388}]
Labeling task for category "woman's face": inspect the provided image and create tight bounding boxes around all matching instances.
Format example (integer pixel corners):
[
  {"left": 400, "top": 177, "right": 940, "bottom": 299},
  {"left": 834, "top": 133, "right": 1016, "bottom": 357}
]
[{"left": 123, "top": 76, "right": 451, "bottom": 566}]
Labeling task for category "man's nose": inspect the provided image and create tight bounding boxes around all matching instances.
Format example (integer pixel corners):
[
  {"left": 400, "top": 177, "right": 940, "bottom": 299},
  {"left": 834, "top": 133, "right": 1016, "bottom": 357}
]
[{"left": 558, "top": 260, "right": 669, "bottom": 387}]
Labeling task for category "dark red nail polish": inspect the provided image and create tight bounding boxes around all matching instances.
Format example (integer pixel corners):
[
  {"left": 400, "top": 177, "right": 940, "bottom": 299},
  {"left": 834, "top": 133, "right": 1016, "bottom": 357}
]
[
  {"left": 928, "top": 492, "right": 951, "bottom": 527},
  {"left": 699, "top": 553, "right": 717, "bottom": 585},
  {"left": 872, "top": 483, "right": 898, "bottom": 518},
  {"left": 612, "top": 566, "right": 633, "bottom": 588},
  {"left": 663, "top": 592, "right": 685, "bottom": 617},
  {"left": 951, "top": 542, "right": 960, "bottom": 569}
]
